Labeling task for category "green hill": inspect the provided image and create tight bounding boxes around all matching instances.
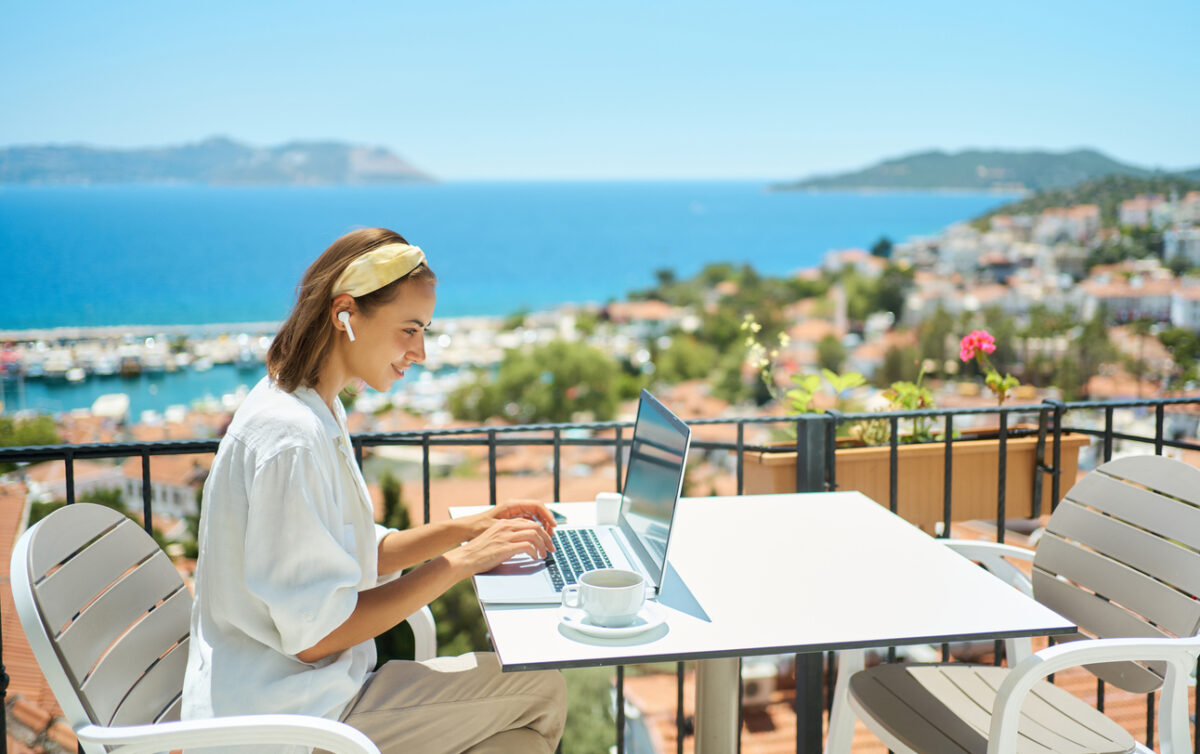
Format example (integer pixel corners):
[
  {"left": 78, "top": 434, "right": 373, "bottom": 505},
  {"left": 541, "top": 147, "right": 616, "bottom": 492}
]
[
  {"left": 777, "top": 148, "right": 1168, "bottom": 192},
  {"left": 974, "top": 174, "right": 1200, "bottom": 228},
  {"left": 0, "top": 137, "right": 435, "bottom": 185}
]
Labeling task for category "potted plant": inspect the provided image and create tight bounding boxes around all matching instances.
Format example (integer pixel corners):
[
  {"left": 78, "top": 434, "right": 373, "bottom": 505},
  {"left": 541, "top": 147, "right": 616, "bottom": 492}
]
[{"left": 741, "top": 323, "right": 1090, "bottom": 533}]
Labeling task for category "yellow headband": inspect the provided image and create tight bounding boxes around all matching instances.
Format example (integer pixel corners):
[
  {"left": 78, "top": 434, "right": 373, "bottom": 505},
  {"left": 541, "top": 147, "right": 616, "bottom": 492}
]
[{"left": 331, "top": 243, "right": 427, "bottom": 298}]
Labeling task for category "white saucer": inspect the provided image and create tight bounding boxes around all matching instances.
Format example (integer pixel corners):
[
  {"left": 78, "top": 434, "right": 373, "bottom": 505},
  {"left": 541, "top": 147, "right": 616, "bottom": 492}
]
[{"left": 558, "top": 601, "right": 665, "bottom": 639}]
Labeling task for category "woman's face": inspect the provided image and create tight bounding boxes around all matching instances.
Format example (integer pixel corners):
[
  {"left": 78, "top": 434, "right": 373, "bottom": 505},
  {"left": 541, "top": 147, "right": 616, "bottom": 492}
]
[{"left": 340, "top": 278, "right": 436, "bottom": 393}]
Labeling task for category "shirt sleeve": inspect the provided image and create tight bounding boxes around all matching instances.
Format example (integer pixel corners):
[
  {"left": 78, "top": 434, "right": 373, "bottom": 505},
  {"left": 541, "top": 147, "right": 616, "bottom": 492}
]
[
  {"left": 242, "top": 445, "right": 363, "bottom": 657},
  {"left": 374, "top": 523, "right": 394, "bottom": 548}
]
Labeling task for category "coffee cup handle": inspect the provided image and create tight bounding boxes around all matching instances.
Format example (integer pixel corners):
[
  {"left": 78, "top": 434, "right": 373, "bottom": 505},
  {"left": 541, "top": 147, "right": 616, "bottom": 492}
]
[{"left": 562, "top": 585, "right": 581, "bottom": 609}]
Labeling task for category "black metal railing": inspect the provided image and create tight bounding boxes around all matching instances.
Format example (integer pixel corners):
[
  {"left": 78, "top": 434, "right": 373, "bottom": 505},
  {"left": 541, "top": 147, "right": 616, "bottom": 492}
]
[{"left": 3, "top": 396, "right": 1200, "bottom": 754}]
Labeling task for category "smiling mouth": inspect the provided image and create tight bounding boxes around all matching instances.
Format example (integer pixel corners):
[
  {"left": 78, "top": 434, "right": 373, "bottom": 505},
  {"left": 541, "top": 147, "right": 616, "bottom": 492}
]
[{"left": 392, "top": 364, "right": 407, "bottom": 378}]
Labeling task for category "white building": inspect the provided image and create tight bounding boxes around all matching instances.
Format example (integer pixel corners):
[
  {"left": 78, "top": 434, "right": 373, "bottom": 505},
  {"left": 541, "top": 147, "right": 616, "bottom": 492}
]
[
  {"left": 1171, "top": 281, "right": 1200, "bottom": 331},
  {"left": 120, "top": 455, "right": 208, "bottom": 520},
  {"left": 1079, "top": 276, "right": 1177, "bottom": 323},
  {"left": 1165, "top": 227, "right": 1200, "bottom": 267}
]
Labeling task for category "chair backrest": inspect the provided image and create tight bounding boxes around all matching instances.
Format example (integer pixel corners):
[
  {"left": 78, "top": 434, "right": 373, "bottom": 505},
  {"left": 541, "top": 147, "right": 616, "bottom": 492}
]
[
  {"left": 10, "top": 502, "right": 192, "bottom": 732},
  {"left": 1033, "top": 454, "right": 1200, "bottom": 693}
]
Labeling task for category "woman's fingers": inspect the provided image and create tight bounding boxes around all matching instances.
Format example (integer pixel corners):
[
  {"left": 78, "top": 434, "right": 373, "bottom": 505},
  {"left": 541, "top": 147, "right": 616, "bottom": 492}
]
[
  {"left": 496, "top": 518, "right": 552, "bottom": 558},
  {"left": 498, "top": 500, "right": 558, "bottom": 536}
]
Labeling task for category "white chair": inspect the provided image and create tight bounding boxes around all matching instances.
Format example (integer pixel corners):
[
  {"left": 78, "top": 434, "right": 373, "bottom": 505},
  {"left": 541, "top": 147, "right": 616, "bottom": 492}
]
[
  {"left": 827, "top": 455, "right": 1200, "bottom": 754},
  {"left": 10, "top": 502, "right": 438, "bottom": 754}
]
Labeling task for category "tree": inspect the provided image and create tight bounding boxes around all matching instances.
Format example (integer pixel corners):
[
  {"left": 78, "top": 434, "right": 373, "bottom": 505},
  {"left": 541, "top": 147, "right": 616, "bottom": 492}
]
[
  {"left": 877, "top": 345, "right": 921, "bottom": 386},
  {"left": 449, "top": 341, "right": 622, "bottom": 424},
  {"left": 653, "top": 335, "right": 717, "bottom": 384},
  {"left": 1159, "top": 327, "right": 1200, "bottom": 386},
  {"left": 380, "top": 471, "right": 411, "bottom": 531},
  {"left": 871, "top": 236, "right": 893, "bottom": 258},
  {"left": 916, "top": 306, "right": 955, "bottom": 377},
  {"left": 0, "top": 414, "right": 60, "bottom": 472},
  {"left": 816, "top": 334, "right": 846, "bottom": 373}
]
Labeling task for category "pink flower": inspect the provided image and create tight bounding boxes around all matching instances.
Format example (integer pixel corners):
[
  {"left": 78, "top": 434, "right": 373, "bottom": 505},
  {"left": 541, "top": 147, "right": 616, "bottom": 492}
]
[{"left": 959, "top": 330, "right": 996, "bottom": 362}]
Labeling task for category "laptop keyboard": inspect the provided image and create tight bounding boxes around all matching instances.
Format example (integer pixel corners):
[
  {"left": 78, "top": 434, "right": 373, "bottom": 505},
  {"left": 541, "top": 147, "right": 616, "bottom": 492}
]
[{"left": 546, "top": 528, "right": 612, "bottom": 591}]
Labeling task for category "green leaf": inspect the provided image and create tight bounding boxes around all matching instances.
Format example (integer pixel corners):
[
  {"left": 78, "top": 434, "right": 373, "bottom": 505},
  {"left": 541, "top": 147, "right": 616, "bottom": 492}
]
[{"left": 790, "top": 374, "right": 822, "bottom": 393}]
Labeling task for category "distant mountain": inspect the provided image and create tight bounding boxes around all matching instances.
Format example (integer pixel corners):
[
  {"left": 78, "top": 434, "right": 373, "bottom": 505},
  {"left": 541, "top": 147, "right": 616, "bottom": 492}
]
[
  {"left": 776, "top": 148, "right": 1184, "bottom": 192},
  {"left": 0, "top": 137, "right": 434, "bottom": 185}
]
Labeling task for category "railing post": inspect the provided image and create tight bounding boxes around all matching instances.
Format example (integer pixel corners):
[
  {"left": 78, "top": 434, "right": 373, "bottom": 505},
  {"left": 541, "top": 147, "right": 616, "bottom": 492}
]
[
  {"left": 2, "top": 610, "right": 7, "bottom": 754},
  {"left": 422, "top": 434, "right": 431, "bottom": 526},
  {"left": 676, "top": 661, "right": 686, "bottom": 754},
  {"left": 1051, "top": 401, "right": 1065, "bottom": 509},
  {"left": 1155, "top": 404, "right": 1165, "bottom": 456},
  {"left": 888, "top": 416, "right": 899, "bottom": 514},
  {"left": 997, "top": 411, "right": 1007, "bottom": 545},
  {"left": 792, "top": 415, "right": 827, "bottom": 754},
  {"left": 614, "top": 426, "right": 624, "bottom": 489},
  {"left": 616, "top": 665, "right": 626, "bottom": 754},
  {"left": 823, "top": 411, "right": 840, "bottom": 491},
  {"left": 793, "top": 415, "right": 826, "bottom": 494},
  {"left": 1033, "top": 402, "right": 1050, "bottom": 518},
  {"left": 487, "top": 429, "right": 497, "bottom": 507},
  {"left": 141, "top": 451, "right": 153, "bottom": 535},
  {"left": 735, "top": 422, "right": 744, "bottom": 496},
  {"left": 942, "top": 414, "right": 953, "bottom": 538},
  {"left": 552, "top": 428, "right": 561, "bottom": 503}
]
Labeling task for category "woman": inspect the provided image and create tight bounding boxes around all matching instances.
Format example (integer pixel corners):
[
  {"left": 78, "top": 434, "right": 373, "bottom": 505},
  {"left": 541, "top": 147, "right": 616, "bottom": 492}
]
[{"left": 183, "top": 228, "right": 567, "bottom": 753}]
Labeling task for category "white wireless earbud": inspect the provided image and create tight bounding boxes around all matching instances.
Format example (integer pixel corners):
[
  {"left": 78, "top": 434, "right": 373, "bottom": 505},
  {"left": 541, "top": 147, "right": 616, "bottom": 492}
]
[{"left": 337, "top": 311, "right": 356, "bottom": 342}]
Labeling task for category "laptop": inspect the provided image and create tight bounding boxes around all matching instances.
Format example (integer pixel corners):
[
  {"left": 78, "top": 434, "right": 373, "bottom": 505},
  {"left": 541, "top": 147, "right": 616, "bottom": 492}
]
[{"left": 473, "top": 389, "right": 692, "bottom": 604}]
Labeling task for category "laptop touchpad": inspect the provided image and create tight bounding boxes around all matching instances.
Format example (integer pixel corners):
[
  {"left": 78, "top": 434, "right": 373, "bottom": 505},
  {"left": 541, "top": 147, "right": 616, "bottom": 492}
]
[{"left": 483, "top": 555, "right": 548, "bottom": 575}]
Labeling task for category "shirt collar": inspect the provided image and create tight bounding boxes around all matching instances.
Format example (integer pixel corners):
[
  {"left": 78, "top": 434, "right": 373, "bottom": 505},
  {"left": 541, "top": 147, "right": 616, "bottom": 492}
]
[{"left": 288, "top": 383, "right": 348, "bottom": 440}]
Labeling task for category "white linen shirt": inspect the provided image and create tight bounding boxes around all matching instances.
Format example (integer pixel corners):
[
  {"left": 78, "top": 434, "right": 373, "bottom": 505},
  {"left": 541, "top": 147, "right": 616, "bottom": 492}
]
[{"left": 183, "top": 377, "right": 393, "bottom": 753}]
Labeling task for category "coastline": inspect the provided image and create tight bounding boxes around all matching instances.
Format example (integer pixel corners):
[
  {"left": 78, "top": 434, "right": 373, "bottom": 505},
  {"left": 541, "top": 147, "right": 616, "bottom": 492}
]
[{"left": 0, "top": 313, "right": 506, "bottom": 342}]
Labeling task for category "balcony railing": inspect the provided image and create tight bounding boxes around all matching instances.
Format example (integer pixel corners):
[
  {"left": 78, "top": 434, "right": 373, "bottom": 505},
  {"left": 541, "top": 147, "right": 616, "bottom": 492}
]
[{"left": 3, "top": 396, "right": 1200, "bottom": 754}]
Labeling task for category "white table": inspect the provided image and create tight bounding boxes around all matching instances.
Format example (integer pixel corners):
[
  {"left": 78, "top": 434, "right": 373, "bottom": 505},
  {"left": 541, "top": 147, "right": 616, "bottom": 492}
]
[{"left": 454, "top": 492, "right": 1075, "bottom": 753}]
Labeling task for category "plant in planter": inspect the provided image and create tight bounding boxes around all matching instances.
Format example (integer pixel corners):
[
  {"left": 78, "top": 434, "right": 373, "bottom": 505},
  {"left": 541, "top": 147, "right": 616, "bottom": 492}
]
[
  {"left": 741, "top": 321, "right": 1089, "bottom": 533},
  {"left": 960, "top": 329, "right": 1020, "bottom": 406}
]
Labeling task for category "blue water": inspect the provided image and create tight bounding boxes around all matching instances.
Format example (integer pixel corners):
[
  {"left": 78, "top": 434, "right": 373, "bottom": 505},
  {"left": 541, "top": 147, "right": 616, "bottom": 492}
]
[
  {"left": 0, "top": 364, "right": 268, "bottom": 418},
  {"left": 0, "top": 183, "right": 1017, "bottom": 329},
  {"left": 0, "top": 182, "right": 1017, "bottom": 416}
]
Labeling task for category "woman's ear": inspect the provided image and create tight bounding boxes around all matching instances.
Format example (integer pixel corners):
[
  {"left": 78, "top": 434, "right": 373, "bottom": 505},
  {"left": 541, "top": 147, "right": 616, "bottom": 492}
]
[{"left": 331, "top": 294, "right": 357, "bottom": 339}]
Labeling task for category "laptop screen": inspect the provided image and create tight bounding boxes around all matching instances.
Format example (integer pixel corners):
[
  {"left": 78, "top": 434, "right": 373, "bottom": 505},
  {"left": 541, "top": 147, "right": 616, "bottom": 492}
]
[{"left": 616, "top": 390, "right": 691, "bottom": 585}]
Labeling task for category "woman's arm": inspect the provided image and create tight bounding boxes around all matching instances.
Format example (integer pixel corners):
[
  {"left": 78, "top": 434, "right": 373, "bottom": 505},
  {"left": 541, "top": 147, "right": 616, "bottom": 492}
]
[
  {"left": 376, "top": 501, "right": 557, "bottom": 574},
  {"left": 298, "top": 514, "right": 553, "bottom": 663}
]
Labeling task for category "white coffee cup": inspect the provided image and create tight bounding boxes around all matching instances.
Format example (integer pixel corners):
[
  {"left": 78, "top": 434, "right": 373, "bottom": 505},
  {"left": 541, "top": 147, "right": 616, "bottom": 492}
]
[
  {"left": 562, "top": 568, "right": 647, "bottom": 627},
  {"left": 595, "top": 492, "right": 623, "bottom": 525}
]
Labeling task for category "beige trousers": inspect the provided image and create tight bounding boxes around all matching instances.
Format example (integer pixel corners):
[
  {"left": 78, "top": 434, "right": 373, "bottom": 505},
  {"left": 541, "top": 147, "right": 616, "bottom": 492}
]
[{"left": 335, "top": 652, "right": 566, "bottom": 754}]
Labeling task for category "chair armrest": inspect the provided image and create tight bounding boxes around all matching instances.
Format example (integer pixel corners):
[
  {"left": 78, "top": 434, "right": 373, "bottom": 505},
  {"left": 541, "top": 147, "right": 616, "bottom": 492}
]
[
  {"left": 77, "top": 714, "right": 380, "bottom": 754},
  {"left": 986, "top": 636, "right": 1200, "bottom": 754},
  {"left": 407, "top": 605, "right": 437, "bottom": 661},
  {"left": 941, "top": 540, "right": 1034, "bottom": 597}
]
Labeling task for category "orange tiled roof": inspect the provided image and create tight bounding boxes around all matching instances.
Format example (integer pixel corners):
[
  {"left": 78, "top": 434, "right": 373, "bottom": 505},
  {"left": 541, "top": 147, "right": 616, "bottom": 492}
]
[
  {"left": 120, "top": 453, "right": 211, "bottom": 487},
  {"left": 1, "top": 481, "right": 73, "bottom": 746},
  {"left": 605, "top": 300, "right": 679, "bottom": 323}
]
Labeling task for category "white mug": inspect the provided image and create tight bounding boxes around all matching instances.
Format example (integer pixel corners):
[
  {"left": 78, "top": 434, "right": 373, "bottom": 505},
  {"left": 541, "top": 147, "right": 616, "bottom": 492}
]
[
  {"left": 594, "top": 492, "right": 623, "bottom": 525},
  {"left": 562, "top": 568, "right": 647, "bottom": 627}
]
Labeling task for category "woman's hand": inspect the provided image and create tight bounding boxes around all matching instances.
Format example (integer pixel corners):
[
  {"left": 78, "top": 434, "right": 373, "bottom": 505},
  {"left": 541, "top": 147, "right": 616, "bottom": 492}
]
[
  {"left": 448, "top": 517, "right": 555, "bottom": 575},
  {"left": 465, "top": 500, "right": 557, "bottom": 541}
]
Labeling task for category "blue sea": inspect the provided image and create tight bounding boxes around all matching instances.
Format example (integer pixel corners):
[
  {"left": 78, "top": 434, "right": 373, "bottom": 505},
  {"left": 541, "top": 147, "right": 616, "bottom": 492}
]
[{"left": 0, "top": 182, "right": 1017, "bottom": 415}]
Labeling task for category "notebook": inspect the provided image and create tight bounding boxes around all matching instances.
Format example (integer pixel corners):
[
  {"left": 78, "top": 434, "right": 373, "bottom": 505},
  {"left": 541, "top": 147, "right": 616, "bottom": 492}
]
[{"left": 472, "top": 389, "right": 692, "bottom": 604}]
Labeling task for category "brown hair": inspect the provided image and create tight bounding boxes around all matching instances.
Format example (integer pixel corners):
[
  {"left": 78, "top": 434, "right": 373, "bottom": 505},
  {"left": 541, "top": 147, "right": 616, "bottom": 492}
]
[{"left": 267, "top": 227, "right": 437, "bottom": 392}]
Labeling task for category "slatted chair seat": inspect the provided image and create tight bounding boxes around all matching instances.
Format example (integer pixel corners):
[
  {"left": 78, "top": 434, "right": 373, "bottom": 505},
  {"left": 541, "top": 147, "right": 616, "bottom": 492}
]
[
  {"left": 849, "top": 664, "right": 1135, "bottom": 754},
  {"left": 11, "top": 502, "right": 438, "bottom": 754},
  {"left": 829, "top": 455, "right": 1200, "bottom": 754}
]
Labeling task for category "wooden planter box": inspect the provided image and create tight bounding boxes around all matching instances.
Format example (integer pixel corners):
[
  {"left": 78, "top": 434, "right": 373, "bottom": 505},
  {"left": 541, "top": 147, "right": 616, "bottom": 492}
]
[{"left": 743, "top": 432, "right": 1091, "bottom": 533}]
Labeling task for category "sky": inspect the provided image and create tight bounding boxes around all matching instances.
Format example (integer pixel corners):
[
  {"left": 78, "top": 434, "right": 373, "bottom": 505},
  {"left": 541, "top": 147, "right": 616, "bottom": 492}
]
[{"left": 3, "top": 0, "right": 1198, "bottom": 181}]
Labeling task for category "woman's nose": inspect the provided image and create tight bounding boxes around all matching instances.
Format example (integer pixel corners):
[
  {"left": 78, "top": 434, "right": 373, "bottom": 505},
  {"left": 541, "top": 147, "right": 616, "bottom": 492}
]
[{"left": 408, "top": 334, "right": 426, "bottom": 363}]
